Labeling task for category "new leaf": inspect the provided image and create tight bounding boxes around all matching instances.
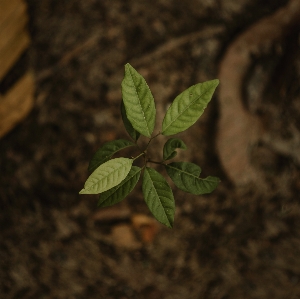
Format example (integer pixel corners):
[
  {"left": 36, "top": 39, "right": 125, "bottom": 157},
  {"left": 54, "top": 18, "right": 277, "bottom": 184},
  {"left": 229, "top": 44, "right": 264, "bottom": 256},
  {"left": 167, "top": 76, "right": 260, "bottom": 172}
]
[
  {"left": 80, "top": 158, "right": 133, "bottom": 194},
  {"left": 98, "top": 166, "right": 141, "bottom": 207},
  {"left": 121, "top": 63, "right": 156, "bottom": 137},
  {"left": 88, "top": 139, "right": 135, "bottom": 172},
  {"left": 142, "top": 167, "right": 175, "bottom": 228},
  {"left": 165, "top": 162, "right": 220, "bottom": 195},
  {"left": 162, "top": 79, "right": 219, "bottom": 136},
  {"left": 163, "top": 137, "right": 187, "bottom": 161}
]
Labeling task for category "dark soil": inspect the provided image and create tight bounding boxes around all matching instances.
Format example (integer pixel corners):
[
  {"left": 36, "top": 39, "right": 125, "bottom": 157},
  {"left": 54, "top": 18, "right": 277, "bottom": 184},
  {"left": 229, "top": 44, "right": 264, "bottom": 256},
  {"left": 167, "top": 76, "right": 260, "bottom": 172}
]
[{"left": 1, "top": 0, "right": 300, "bottom": 298}]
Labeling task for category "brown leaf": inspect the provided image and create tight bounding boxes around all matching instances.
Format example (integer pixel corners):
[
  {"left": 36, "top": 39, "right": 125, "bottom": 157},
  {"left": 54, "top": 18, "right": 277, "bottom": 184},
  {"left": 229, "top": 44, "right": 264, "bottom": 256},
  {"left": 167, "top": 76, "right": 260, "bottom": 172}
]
[
  {"left": 111, "top": 224, "right": 141, "bottom": 249},
  {"left": 131, "top": 214, "right": 160, "bottom": 244}
]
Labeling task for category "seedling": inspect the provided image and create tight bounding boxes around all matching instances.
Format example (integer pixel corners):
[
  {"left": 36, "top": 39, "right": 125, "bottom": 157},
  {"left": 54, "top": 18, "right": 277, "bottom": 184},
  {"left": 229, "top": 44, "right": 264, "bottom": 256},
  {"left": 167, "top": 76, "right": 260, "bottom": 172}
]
[{"left": 80, "top": 63, "right": 220, "bottom": 228}]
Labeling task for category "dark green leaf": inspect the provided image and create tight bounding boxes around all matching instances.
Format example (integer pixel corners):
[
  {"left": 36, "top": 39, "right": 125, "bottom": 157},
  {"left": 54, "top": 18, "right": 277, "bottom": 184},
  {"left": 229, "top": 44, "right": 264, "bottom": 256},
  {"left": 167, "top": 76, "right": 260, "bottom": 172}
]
[
  {"left": 88, "top": 139, "right": 135, "bottom": 172},
  {"left": 98, "top": 166, "right": 141, "bottom": 207},
  {"left": 165, "top": 162, "right": 220, "bottom": 194},
  {"left": 121, "top": 63, "right": 156, "bottom": 137},
  {"left": 80, "top": 158, "right": 133, "bottom": 194},
  {"left": 142, "top": 167, "right": 175, "bottom": 228},
  {"left": 163, "top": 137, "right": 187, "bottom": 161},
  {"left": 164, "top": 151, "right": 177, "bottom": 161},
  {"left": 162, "top": 79, "right": 219, "bottom": 136},
  {"left": 121, "top": 100, "right": 140, "bottom": 141}
]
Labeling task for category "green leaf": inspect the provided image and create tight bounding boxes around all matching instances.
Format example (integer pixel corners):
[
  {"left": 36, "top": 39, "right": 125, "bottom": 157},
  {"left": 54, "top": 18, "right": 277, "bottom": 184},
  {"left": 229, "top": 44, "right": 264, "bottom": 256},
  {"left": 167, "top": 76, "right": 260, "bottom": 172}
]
[
  {"left": 88, "top": 139, "right": 135, "bottom": 172},
  {"left": 80, "top": 158, "right": 133, "bottom": 194},
  {"left": 162, "top": 79, "right": 219, "bottom": 136},
  {"left": 98, "top": 166, "right": 141, "bottom": 207},
  {"left": 163, "top": 137, "right": 187, "bottom": 161},
  {"left": 142, "top": 167, "right": 175, "bottom": 228},
  {"left": 121, "top": 63, "right": 156, "bottom": 137},
  {"left": 121, "top": 100, "right": 140, "bottom": 141},
  {"left": 165, "top": 162, "right": 220, "bottom": 195}
]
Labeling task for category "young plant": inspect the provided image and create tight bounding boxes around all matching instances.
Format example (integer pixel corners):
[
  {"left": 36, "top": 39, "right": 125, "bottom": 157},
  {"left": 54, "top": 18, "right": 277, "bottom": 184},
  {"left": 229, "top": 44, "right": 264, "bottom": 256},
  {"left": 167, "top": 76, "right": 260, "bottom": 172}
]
[{"left": 80, "top": 63, "right": 220, "bottom": 228}]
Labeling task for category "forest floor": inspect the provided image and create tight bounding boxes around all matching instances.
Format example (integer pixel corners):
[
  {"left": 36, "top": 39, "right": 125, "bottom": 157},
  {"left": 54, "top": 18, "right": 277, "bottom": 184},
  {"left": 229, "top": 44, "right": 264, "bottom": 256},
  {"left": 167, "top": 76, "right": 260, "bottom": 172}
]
[{"left": 1, "top": 0, "right": 300, "bottom": 298}]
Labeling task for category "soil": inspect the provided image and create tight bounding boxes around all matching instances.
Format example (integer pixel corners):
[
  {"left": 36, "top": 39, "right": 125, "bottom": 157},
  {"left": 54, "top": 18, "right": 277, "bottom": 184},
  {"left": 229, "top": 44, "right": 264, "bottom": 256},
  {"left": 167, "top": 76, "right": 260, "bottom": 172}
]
[{"left": 1, "top": 0, "right": 300, "bottom": 298}]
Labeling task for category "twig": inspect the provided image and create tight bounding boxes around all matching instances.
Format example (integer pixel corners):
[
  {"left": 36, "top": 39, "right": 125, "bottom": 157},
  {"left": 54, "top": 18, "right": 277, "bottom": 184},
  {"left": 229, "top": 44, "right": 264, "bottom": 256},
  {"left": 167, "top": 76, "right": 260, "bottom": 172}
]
[
  {"left": 35, "top": 32, "right": 102, "bottom": 82},
  {"left": 131, "top": 26, "right": 224, "bottom": 67},
  {"left": 35, "top": 26, "right": 224, "bottom": 83}
]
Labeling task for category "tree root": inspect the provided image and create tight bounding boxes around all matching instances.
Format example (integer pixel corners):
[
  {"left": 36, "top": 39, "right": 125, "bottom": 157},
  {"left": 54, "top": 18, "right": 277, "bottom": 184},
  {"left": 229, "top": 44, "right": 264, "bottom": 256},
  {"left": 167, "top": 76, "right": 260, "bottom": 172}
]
[{"left": 216, "top": 0, "right": 300, "bottom": 186}]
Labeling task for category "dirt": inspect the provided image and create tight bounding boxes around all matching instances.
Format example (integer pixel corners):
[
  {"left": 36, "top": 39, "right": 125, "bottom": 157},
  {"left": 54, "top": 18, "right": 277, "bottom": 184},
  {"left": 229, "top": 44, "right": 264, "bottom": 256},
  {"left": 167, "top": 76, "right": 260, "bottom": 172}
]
[{"left": 1, "top": 0, "right": 300, "bottom": 298}]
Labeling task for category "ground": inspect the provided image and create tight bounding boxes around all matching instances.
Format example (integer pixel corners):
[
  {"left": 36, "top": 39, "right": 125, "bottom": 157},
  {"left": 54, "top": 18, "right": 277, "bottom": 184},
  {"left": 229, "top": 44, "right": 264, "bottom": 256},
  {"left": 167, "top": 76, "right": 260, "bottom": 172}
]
[{"left": 1, "top": 0, "right": 300, "bottom": 298}]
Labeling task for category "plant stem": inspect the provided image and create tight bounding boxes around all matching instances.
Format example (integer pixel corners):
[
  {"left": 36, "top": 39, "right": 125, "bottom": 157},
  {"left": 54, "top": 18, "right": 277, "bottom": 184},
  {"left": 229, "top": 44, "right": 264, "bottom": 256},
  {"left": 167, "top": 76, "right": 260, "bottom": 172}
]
[
  {"left": 147, "top": 159, "right": 165, "bottom": 165},
  {"left": 134, "top": 141, "right": 142, "bottom": 152},
  {"left": 133, "top": 152, "right": 145, "bottom": 161},
  {"left": 146, "top": 131, "right": 161, "bottom": 150}
]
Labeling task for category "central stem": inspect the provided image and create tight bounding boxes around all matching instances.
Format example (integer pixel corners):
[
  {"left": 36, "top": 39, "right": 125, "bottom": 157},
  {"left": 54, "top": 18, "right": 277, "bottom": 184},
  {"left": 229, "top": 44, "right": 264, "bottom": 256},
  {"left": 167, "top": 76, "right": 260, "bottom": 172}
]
[
  {"left": 147, "top": 159, "right": 165, "bottom": 166},
  {"left": 146, "top": 131, "right": 161, "bottom": 150},
  {"left": 133, "top": 152, "right": 145, "bottom": 161}
]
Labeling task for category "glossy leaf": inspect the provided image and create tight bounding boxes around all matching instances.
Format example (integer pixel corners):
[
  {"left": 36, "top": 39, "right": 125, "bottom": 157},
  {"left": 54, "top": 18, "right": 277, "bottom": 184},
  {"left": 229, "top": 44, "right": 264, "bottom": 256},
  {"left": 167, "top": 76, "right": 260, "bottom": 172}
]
[
  {"left": 98, "top": 166, "right": 141, "bottom": 207},
  {"left": 80, "top": 158, "right": 133, "bottom": 194},
  {"left": 88, "top": 139, "right": 135, "bottom": 172},
  {"left": 121, "top": 63, "right": 156, "bottom": 137},
  {"left": 142, "top": 167, "right": 175, "bottom": 228},
  {"left": 162, "top": 79, "right": 219, "bottom": 136},
  {"left": 163, "top": 137, "right": 187, "bottom": 161},
  {"left": 165, "top": 162, "right": 220, "bottom": 195},
  {"left": 121, "top": 100, "right": 140, "bottom": 141}
]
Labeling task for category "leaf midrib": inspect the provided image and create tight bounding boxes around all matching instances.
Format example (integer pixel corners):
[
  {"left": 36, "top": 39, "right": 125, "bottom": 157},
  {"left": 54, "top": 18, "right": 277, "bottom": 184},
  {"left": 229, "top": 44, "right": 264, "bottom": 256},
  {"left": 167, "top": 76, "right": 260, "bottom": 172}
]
[
  {"left": 128, "top": 67, "right": 150, "bottom": 136},
  {"left": 86, "top": 160, "right": 130, "bottom": 192},
  {"left": 166, "top": 164, "right": 217, "bottom": 183},
  {"left": 103, "top": 168, "right": 141, "bottom": 197},
  {"left": 163, "top": 85, "right": 213, "bottom": 133},
  {"left": 145, "top": 168, "right": 171, "bottom": 224}
]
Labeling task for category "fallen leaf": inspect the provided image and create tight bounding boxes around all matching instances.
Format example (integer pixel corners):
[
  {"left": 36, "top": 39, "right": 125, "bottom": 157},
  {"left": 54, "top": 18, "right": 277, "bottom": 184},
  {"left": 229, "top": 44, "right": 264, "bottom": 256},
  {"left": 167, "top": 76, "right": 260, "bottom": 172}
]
[
  {"left": 131, "top": 214, "right": 160, "bottom": 244},
  {"left": 111, "top": 224, "right": 141, "bottom": 249}
]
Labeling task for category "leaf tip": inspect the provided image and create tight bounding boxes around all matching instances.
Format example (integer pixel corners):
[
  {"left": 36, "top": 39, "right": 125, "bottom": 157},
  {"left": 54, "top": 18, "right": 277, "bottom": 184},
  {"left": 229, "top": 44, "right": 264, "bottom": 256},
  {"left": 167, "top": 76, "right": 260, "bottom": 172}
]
[
  {"left": 166, "top": 221, "right": 174, "bottom": 229},
  {"left": 213, "top": 78, "right": 220, "bottom": 86},
  {"left": 79, "top": 189, "right": 86, "bottom": 194},
  {"left": 124, "top": 62, "right": 132, "bottom": 69}
]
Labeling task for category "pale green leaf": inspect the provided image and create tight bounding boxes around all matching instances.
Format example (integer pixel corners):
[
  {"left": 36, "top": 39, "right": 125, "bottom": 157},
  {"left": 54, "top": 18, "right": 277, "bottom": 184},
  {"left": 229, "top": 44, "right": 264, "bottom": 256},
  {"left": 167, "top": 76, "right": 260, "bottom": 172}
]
[
  {"left": 165, "top": 162, "right": 220, "bottom": 194},
  {"left": 162, "top": 79, "right": 219, "bottom": 136},
  {"left": 88, "top": 139, "right": 135, "bottom": 172},
  {"left": 80, "top": 158, "right": 133, "bottom": 194},
  {"left": 121, "top": 100, "right": 140, "bottom": 141},
  {"left": 163, "top": 137, "right": 187, "bottom": 161},
  {"left": 121, "top": 63, "right": 156, "bottom": 137},
  {"left": 142, "top": 167, "right": 175, "bottom": 228},
  {"left": 98, "top": 166, "right": 141, "bottom": 207}
]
